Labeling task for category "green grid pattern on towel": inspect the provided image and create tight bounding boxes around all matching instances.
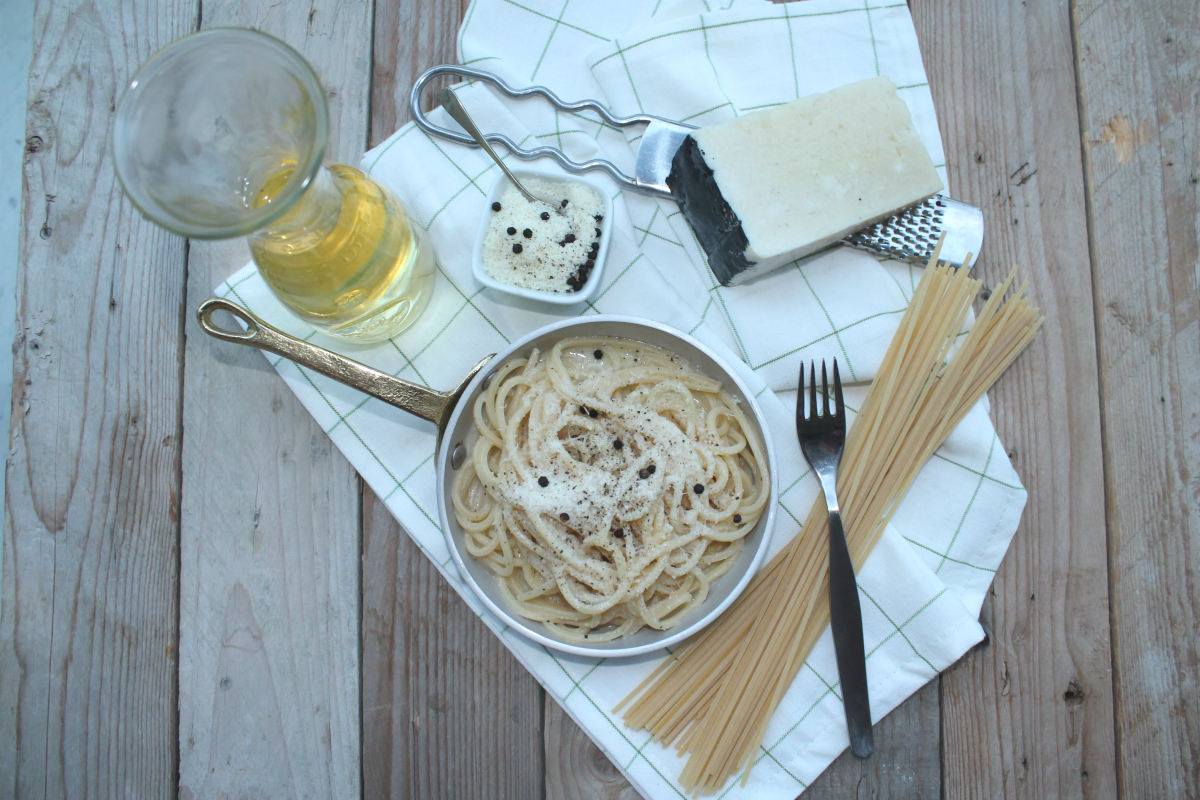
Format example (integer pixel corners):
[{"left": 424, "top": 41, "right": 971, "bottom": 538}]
[{"left": 206, "top": 2, "right": 1029, "bottom": 799}]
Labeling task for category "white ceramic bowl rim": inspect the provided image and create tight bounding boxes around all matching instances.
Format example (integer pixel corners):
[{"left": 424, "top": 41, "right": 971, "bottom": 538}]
[
  {"left": 471, "top": 168, "right": 614, "bottom": 305},
  {"left": 434, "top": 314, "right": 779, "bottom": 658}
]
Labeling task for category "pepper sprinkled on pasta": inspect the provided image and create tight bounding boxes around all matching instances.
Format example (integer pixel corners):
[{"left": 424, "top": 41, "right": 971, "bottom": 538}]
[{"left": 451, "top": 337, "right": 769, "bottom": 643}]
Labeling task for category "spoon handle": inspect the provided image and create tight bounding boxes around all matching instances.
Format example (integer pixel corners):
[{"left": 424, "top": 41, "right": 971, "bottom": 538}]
[{"left": 440, "top": 88, "right": 542, "bottom": 207}]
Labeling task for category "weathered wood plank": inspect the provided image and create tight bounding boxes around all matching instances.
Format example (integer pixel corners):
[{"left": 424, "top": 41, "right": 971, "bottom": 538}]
[
  {"left": 544, "top": 698, "right": 643, "bottom": 800},
  {"left": 1074, "top": 0, "right": 1200, "bottom": 794},
  {"left": 911, "top": 0, "right": 1117, "bottom": 797},
  {"left": 363, "top": 3, "right": 545, "bottom": 797},
  {"left": 176, "top": 1, "right": 372, "bottom": 797},
  {"left": 805, "top": 680, "right": 941, "bottom": 799},
  {"left": 369, "top": 0, "right": 471, "bottom": 149},
  {"left": 0, "top": 1, "right": 192, "bottom": 796},
  {"left": 363, "top": 492, "right": 545, "bottom": 799}
]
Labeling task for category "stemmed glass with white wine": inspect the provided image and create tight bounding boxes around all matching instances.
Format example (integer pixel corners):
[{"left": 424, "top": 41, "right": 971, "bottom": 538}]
[{"left": 113, "top": 28, "right": 435, "bottom": 341}]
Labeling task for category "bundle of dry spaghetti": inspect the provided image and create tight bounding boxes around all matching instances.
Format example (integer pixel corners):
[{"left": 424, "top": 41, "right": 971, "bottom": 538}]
[{"left": 615, "top": 255, "right": 1043, "bottom": 795}]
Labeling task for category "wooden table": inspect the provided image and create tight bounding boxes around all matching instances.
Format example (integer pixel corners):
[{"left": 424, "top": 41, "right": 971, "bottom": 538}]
[{"left": 2, "top": 0, "right": 1195, "bottom": 797}]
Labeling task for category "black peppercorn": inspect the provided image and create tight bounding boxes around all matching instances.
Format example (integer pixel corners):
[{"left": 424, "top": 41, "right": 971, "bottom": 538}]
[
  {"left": 647, "top": 464, "right": 656, "bottom": 474},
  {"left": 540, "top": 211, "right": 550, "bottom": 220},
  {"left": 613, "top": 528, "right": 625, "bottom": 538},
  {"left": 594, "top": 349, "right": 603, "bottom": 359},
  {"left": 595, "top": 227, "right": 601, "bottom": 236},
  {"left": 639, "top": 468, "right": 650, "bottom": 479},
  {"left": 588, "top": 408, "right": 598, "bottom": 418},
  {"left": 507, "top": 226, "right": 516, "bottom": 235},
  {"left": 560, "top": 512, "right": 569, "bottom": 521},
  {"left": 512, "top": 243, "right": 523, "bottom": 254},
  {"left": 561, "top": 199, "right": 569, "bottom": 208},
  {"left": 594, "top": 214, "right": 603, "bottom": 221},
  {"left": 694, "top": 483, "right": 704, "bottom": 494},
  {"left": 585, "top": 259, "right": 594, "bottom": 268},
  {"left": 538, "top": 476, "right": 549, "bottom": 487},
  {"left": 614, "top": 439, "right": 623, "bottom": 450},
  {"left": 580, "top": 405, "right": 589, "bottom": 415},
  {"left": 733, "top": 514, "right": 742, "bottom": 524},
  {"left": 491, "top": 202, "right": 501, "bottom": 211},
  {"left": 523, "top": 228, "right": 533, "bottom": 238},
  {"left": 565, "top": 233, "right": 576, "bottom": 243}
]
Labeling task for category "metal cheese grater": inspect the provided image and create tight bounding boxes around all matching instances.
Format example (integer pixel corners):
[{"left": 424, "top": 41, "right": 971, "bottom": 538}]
[{"left": 411, "top": 65, "right": 984, "bottom": 269}]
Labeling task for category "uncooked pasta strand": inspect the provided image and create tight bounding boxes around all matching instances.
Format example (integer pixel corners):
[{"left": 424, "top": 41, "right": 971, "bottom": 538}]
[{"left": 618, "top": 258, "right": 1043, "bottom": 795}]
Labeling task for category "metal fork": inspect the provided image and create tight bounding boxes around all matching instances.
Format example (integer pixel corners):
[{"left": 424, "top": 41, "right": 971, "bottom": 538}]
[{"left": 796, "top": 360, "right": 874, "bottom": 758}]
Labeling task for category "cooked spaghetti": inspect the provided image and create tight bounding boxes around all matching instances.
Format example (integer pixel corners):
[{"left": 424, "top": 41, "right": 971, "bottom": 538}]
[{"left": 451, "top": 336, "right": 769, "bottom": 642}]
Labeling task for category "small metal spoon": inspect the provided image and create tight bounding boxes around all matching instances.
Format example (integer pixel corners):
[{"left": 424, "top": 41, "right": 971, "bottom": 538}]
[{"left": 440, "top": 87, "right": 564, "bottom": 215}]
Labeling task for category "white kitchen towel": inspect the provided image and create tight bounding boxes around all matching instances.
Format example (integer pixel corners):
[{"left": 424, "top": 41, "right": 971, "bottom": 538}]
[{"left": 213, "top": 1, "right": 1029, "bottom": 797}]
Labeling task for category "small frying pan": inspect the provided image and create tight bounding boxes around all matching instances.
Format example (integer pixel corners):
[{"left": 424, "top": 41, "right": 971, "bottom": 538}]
[{"left": 198, "top": 297, "right": 778, "bottom": 657}]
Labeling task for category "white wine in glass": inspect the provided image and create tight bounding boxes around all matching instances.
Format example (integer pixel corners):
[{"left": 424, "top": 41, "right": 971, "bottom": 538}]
[{"left": 113, "top": 28, "right": 434, "bottom": 341}]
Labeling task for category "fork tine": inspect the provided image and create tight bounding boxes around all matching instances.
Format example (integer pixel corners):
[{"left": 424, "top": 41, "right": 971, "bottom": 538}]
[
  {"left": 809, "top": 361, "right": 818, "bottom": 422},
  {"left": 821, "top": 361, "right": 829, "bottom": 417},
  {"left": 797, "top": 360, "right": 806, "bottom": 424},
  {"left": 832, "top": 358, "right": 844, "bottom": 420}
]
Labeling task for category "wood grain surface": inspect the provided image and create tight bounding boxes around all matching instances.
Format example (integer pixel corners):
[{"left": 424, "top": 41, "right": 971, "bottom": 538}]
[
  {"left": 176, "top": 1, "right": 371, "bottom": 797},
  {"left": 1074, "top": 0, "right": 1200, "bottom": 795},
  {"left": 805, "top": 680, "right": 942, "bottom": 799},
  {"left": 0, "top": 1, "right": 192, "bottom": 796},
  {"left": 5, "top": 0, "right": 1199, "bottom": 796},
  {"left": 363, "top": 3, "right": 546, "bottom": 798},
  {"left": 912, "top": 0, "right": 1118, "bottom": 797}
]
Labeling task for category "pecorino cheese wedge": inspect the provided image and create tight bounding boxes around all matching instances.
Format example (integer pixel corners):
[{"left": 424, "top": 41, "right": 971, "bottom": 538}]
[{"left": 667, "top": 76, "right": 944, "bottom": 286}]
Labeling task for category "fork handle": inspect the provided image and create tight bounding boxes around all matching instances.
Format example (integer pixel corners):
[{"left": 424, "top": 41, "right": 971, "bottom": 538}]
[{"left": 828, "top": 509, "right": 874, "bottom": 758}]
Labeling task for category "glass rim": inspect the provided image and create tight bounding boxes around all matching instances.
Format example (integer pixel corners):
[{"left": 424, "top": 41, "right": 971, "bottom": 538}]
[{"left": 112, "top": 27, "right": 331, "bottom": 240}]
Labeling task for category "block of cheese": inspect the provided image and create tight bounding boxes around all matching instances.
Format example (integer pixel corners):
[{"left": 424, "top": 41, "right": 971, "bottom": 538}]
[{"left": 666, "top": 76, "right": 944, "bottom": 286}]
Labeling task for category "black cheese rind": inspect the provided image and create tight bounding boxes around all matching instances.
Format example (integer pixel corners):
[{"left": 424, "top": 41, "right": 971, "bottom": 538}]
[{"left": 665, "top": 135, "right": 752, "bottom": 287}]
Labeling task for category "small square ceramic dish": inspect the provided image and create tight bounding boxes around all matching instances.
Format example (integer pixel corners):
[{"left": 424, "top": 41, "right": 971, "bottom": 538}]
[{"left": 472, "top": 168, "right": 613, "bottom": 304}]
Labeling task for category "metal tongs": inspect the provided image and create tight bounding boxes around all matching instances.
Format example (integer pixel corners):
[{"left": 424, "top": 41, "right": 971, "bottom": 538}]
[{"left": 411, "top": 65, "right": 983, "bottom": 268}]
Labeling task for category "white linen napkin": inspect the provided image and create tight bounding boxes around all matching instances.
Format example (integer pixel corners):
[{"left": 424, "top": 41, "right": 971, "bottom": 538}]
[{"left": 213, "top": 1, "right": 1028, "bottom": 796}]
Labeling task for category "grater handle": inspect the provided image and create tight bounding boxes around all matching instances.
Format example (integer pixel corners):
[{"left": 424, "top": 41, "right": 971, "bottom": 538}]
[{"left": 841, "top": 197, "right": 984, "bottom": 268}]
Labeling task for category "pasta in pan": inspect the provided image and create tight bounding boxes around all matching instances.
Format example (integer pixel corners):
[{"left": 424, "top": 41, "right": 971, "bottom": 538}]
[{"left": 451, "top": 336, "right": 769, "bottom": 642}]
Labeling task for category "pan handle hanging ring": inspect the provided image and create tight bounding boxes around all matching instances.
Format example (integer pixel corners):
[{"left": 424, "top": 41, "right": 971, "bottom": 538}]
[
  {"left": 409, "top": 64, "right": 690, "bottom": 197},
  {"left": 197, "top": 297, "right": 492, "bottom": 445}
]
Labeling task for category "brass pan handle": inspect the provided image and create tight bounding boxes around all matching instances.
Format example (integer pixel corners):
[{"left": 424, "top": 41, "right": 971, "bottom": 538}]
[{"left": 197, "top": 297, "right": 492, "bottom": 442}]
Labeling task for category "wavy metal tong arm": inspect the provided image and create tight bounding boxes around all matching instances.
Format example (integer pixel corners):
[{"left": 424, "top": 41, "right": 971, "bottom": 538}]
[
  {"left": 410, "top": 64, "right": 984, "bottom": 267},
  {"left": 410, "top": 64, "right": 692, "bottom": 198}
]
